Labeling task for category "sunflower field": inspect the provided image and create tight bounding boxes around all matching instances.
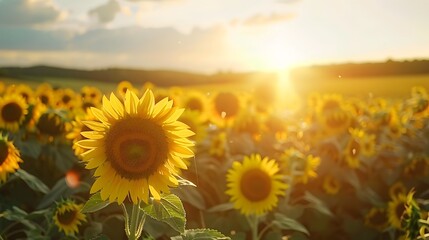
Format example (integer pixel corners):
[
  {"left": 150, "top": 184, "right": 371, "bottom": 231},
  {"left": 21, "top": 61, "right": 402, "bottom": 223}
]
[{"left": 0, "top": 79, "right": 429, "bottom": 240}]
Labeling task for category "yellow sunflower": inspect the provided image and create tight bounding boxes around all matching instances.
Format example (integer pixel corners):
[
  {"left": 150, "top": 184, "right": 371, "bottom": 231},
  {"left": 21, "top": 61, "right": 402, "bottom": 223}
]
[
  {"left": 76, "top": 90, "right": 194, "bottom": 204},
  {"left": 209, "top": 131, "right": 227, "bottom": 158},
  {"left": 225, "top": 154, "right": 288, "bottom": 216},
  {"left": 0, "top": 94, "right": 28, "bottom": 132},
  {"left": 210, "top": 91, "right": 243, "bottom": 127},
  {"left": 0, "top": 134, "right": 23, "bottom": 183},
  {"left": 55, "top": 88, "right": 80, "bottom": 110},
  {"left": 364, "top": 207, "right": 388, "bottom": 231},
  {"left": 389, "top": 182, "right": 407, "bottom": 199},
  {"left": 323, "top": 174, "right": 341, "bottom": 195},
  {"left": 36, "top": 110, "right": 67, "bottom": 139},
  {"left": 53, "top": 199, "right": 86, "bottom": 236},
  {"left": 316, "top": 94, "right": 352, "bottom": 135},
  {"left": 344, "top": 128, "right": 374, "bottom": 169},
  {"left": 295, "top": 154, "right": 320, "bottom": 184},
  {"left": 35, "top": 83, "right": 55, "bottom": 107},
  {"left": 67, "top": 111, "right": 97, "bottom": 156},
  {"left": 387, "top": 193, "right": 408, "bottom": 229},
  {"left": 81, "top": 86, "right": 102, "bottom": 110},
  {"left": 117, "top": 80, "right": 138, "bottom": 98},
  {"left": 6, "top": 84, "right": 34, "bottom": 104},
  {"left": 177, "top": 90, "right": 209, "bottom": 122}
]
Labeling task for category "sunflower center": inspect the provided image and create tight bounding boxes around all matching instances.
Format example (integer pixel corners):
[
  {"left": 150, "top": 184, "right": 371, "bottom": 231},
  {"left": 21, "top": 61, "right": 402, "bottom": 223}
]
[
  {"left": 1, "top": 102, "right": 23, "bottom": 122},
  {"left": 40, "top": 95, "right": 49, "bottom": 105},
  {"left": 186, "top": 98, "right": 203, "bottom": 111},
  {"left": 105, "top": 117, "right": 168, "bottom": 180},
  {"left": 62, "top": 95, "right": 72, "bottom": 104},
  {"left": 395, "top": 201, "right": 406, "bottom": 220},
  {"left": 0, "top": 141, "right": 9, "bottom": 165},
  {"left": 240, "top": 168, "right": 272, "bottom": 202},
  {"left": 57, "top": 209, "right": 77, "bottom": 225},
  {"left": 322, "top": 100, "right": 340, "bottom": 112},
  {"left": 214, "top": 92, "right": 239, "bottom": 119}
]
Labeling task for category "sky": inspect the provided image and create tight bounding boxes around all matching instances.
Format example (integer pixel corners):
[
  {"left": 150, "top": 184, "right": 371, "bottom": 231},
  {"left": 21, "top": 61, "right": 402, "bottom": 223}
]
[{"left": 0, "top": 0, "right": 428, "bottom": 73}]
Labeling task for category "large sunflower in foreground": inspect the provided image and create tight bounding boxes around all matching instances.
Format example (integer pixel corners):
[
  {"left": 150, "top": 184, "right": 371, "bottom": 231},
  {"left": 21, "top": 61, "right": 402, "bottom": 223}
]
[
  {"left": 76, "top": 90, "right": 194, "bottom": 204},
  {"left": 0, "top": 134, "right": 22, "bottom": 183},
  {"left": 53, "top": 199, "right": 86, "bottom": 236},
  {"left": 387, "top": 193, "right": 408, "bottom": 229},
  {"left": 226, "top": 154, "right": 287, "bottom": 216}
]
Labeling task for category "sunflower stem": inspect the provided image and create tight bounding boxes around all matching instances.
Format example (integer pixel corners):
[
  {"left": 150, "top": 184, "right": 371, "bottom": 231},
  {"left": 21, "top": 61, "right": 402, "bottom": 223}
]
[
  {"left": 247, "top": 214, "right": 260, "bottom": 240},
  {"left": 128, "top": 203, "right": 140, "bottom": 240}
]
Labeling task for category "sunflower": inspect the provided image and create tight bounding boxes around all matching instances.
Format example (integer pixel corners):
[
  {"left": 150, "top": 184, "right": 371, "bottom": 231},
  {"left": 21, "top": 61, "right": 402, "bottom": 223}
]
[
  {"left": 344, "top": 128, "right": 373, "bottom": 169},
  {"left": 55, "top": 88, "right": 80, "bottom": 110},
  {"left": 35, "top": 83, "right": 54, "bottom": 107},
  {"left": 210, "top": 91, "right": 243, "bottom": 127},
  {"left": 76, "top": 90, "right": 194, "bottom": 204},
  {"left": 316, "top": 94, "right": 352, "bottom": 135},
  {"left": 36, "top": 110, "right": 67, "bottom": 138},
  {"left": 387, "top": 193, "right": 408, "bottom": 229},
  {"left": 389, "top": 182, "right": 407, "bottom": 199},
  {"left": 225, "top": 154, "right": 287, "bottom": 216},
  {"left": 323, "top": 174, "right": 341, "bottom": 195},
  {"left": 0, "top": 134, "right": 22, "bottom": 183},
  {"left": 53, "top": 199, "right": 86, "bottom": 236},
  {"left": 0, "top": 94, "right": 28, "bottom": 132},
  {"left": 209, "top": 131, "right": 227, "bottom": 158},
  {"left": 177, "top": 90, "right": 209, "bottom": 122},
  {"left": 364, "top": 207, "right": 388, "bottom": 231},
  {"left": 67, "top": 111, "right": 97, "bottom": 155},
  {"left": 6, "top": 84, "right": 34, "bottom": 104},
  {"left": 81, "top": 86, "right": 102, "bottom": 110},
  {"left": 117, "top": 80, "right": 138, "bottom": 98},
  {"left": 295, "top": 154, "right": 320, "bottom": 184}
]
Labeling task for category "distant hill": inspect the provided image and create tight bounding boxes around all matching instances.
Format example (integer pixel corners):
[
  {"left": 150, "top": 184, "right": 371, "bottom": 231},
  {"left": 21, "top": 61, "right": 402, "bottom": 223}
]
[
  {"left": 290, "top": 59, "right": 429, "bottom": 81},
  {"left": 0, "top": 65, "right": 269, "bottom": 86}
]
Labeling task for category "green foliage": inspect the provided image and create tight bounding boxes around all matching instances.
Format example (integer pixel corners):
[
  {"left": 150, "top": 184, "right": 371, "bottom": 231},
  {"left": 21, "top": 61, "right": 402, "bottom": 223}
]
[
  {"left": 14, "top": 169, "right": 49, "bottom": 194},
  {"left": 171, "top": 228, "right": 231, "bottom": 240},
  {"left": 81, "top": 192, "right": 111, "bottom": 213},
  {"left": 141, "top": 194, "right": 186, "bottom": 234}
]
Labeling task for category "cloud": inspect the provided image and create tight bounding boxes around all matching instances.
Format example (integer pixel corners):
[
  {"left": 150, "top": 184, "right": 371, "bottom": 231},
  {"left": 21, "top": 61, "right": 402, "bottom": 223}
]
[
  {"left": 0, "top": 27, "right": 70, "bottom": 50},
  {"left": 243, "top": 12, "right": 295, "bottom": 26},
  {"left": 0, "top": 0, "right": 62, "bottom": 26},
  {"left": 0, "top": 25, "right": 231, "bottom": 72},
  {"left": 89, "top": 0, "right": 121, "bottom": 24}
]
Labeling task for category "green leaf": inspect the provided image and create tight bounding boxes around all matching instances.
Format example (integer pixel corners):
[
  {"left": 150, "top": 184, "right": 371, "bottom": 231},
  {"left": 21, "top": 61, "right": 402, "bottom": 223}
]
[
  {"left": 172, "top": 186, "right": 206, "bottom": 210},
  {"left": 177, "top": 176, "right": 197, "bottom": 187},
  {"left": 81, "top": 192, "right": 111, "bottom": 213},
  {"left": 0, "top": 206, "right": 37, "bottom": 230},
  {"left": 141, "top": 194, "right": 186, "bottom": 234},
  {"left": 302, "top": 191, "right": 333, "bottom": 217},
  {"left": 273, "top": 213, "right": 309, "bottom": 236},
  {"left": 171, "top": 228, "right": 231, "bottom": 240},
  {"left": 207, "top": 202, "right": 234, "bottom": 213},
  {"left": 84, "top": 222, "right": 104, "bottom": 239},
  {"left": 14, "top": 169, "right": 49, "bottom": 194}
]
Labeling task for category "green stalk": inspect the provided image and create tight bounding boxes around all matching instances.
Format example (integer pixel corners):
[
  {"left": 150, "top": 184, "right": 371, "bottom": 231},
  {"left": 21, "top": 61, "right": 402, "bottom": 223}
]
[
  {"left": 123, "top": 201, "right": 145, "bottom": 240},
  {"left": 128, "top": 203, "right": 140, "bottom": 240},
  {"left": 247, "top": 214, "right": 259, "bottom": 240}
]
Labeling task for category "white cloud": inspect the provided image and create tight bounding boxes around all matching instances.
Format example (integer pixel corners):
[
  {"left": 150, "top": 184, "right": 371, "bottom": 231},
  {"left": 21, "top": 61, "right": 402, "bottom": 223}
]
[
  {"left": 0, "top": 0, "right": 62, "bottom": 26},
  {"left": 242, "top": 12, "right": 295, "bottom": 26},
  {"left": 89, "top": 0, "right": 121, "bottom": 24}
]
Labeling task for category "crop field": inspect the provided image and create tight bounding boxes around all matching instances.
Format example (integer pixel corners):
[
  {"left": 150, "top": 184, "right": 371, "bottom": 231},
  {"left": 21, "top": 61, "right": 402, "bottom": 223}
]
[{"left": 0, "top": 74, "right": 428, "bottom": 240}]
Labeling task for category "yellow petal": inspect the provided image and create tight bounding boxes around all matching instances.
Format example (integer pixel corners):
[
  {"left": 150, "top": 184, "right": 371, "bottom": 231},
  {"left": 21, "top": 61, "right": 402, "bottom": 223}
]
[
  {"left": 80, "top": 131, "right": 104, "bottom": 140},
  {"left": 82, "top": 120, "right": 106, "bottom": 132},
  {"left": 91, "top": 107, "right": 109, "bottom": 124},
  {"left": 76, "top": 139, "right": 100, "bottom": 149},
  {"left": 109, "top": 92, "right": 124, "bottom": 116}
]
